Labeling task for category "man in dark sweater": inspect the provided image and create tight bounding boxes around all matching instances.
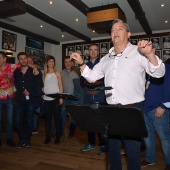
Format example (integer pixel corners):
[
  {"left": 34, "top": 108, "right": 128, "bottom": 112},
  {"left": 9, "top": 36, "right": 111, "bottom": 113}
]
[
  {"left": 142, "top": 57, "right": 170, "bottom": 170},
  {"left": 14, "top": 52, "right": 43, "bottom": 148}
]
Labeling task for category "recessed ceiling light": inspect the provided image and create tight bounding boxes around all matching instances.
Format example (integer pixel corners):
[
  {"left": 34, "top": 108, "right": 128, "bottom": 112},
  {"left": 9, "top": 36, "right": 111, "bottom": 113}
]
[
  {"left": 161, "top": 4, "right": 165, "bottom": 7},
  {"left": 62, "top": 35, "right": 64, "bottom": 38},
  {"left": 76, "top": 18, "right": 79, "bottom": 22},
  {"left": 49, "top": 1, "right": 53, "bottom": 5},
  {"left": 92, "top": 30, "right": 95, "bottom": 33},
  {"left": 165, "top": 20, "right": 168, "bottom": 23},
  {"left": 40, "top": 25, "right": 43, "bottom": 28}
]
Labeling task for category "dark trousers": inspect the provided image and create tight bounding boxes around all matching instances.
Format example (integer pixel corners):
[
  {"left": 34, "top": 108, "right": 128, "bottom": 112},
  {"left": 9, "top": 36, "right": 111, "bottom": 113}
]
[
  {"left": 15, "top": 100, "right": 33, "bottom": 143},
  {"left": 44, "top": 99, "right": 61, "bottom": 139},
  {"left": 84, "top": 90, "right": 106, "bottom": 145},
  {"left": 109, "top": 102, "right": 143, "bottom": 170}
]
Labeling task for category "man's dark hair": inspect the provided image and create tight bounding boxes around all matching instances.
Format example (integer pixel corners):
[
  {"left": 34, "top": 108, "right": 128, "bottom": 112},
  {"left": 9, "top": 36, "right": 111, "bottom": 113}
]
[
  {"left": 0, "top": 51, "right": 6, "bottom": 58},
  {"left": 64, "top": 56, "right": 70, "bottom": 61},
  {"left": 17, "top": 52, "right": 27, "bottom": 60}
]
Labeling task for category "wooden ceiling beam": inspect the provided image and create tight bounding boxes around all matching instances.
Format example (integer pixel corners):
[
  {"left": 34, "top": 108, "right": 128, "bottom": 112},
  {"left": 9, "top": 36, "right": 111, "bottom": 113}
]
[
  {"left": 127, "top": 0, "right": 152, "bottom": 34},
  {"left": 0, "top": 21, "right": 60, "bottom": 45},
  {"left": 66, "top": 0, "right": 90, "bottom": 16},
  {"left": 26, "top": 4, "right": 91, "bottom": 42}
]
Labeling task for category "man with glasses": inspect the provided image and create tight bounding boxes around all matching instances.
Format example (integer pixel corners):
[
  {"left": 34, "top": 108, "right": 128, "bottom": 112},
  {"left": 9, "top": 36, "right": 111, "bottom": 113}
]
[{"left": 70, "top": 19, "right": 165, "bottom": 170}]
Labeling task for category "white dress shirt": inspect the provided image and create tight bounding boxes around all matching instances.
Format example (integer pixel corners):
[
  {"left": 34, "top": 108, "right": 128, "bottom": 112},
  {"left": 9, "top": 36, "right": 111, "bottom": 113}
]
[{"left": 82, "top": 43, "right": 165, "bottom": 105}]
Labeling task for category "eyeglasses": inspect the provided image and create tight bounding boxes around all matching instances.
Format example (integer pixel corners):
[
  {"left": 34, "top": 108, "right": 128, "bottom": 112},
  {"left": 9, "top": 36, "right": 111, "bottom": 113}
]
[{"left": 108, "top": 49, "right": 124, "bottom": 59}]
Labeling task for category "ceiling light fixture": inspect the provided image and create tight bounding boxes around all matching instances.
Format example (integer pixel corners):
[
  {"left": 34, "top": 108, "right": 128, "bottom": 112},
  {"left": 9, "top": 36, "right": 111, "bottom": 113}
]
[
  {"left": 161, "top": 4, "right": 165, "bottom": 7},
  {"left": 40, "top": 25, "right": 43, "bottom": 28},
  {"left": 92, "top": 30, "right": 95, "bottom": 33},
  {"left": 49, "top": 1, "right": 53, "bottom": 5},
  {"left": 62, "top": 35, "right": 64, "bottom": 38},
  {"left": 165, "top": 20, "right": 168, "bottom": 23},
  {"left": 76, "top": 18, "right": 79, "bottom": 22}
]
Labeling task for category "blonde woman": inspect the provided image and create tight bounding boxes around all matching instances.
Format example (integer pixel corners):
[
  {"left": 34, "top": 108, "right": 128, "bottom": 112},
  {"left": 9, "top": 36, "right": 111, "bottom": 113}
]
[{"left": 43, "top": 55, "right": 63, "bottom": 144}]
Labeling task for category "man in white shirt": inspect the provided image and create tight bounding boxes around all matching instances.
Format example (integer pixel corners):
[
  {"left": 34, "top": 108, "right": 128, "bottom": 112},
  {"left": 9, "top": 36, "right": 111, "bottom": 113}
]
[{"left": 70, "top": 19, "right": 165, "bottom": 170}]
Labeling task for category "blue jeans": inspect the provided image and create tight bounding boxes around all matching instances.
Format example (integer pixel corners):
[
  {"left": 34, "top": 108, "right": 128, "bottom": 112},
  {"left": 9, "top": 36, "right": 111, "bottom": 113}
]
[
  {"left": 0, "top": 97, "right": 14, "bottom": 139},
  {"left": 84, "top": 90, "right": 106, "bottom": 146},
  {"left": 15, "top": 100, "right": 34, "bottom": 143},
  {"left": 144, "top": 109, "right": 170, "bottom": 165},
  {"left": 61, "top": 99, "right": 77, "bottom": 134},
  {"left": 109, "top": 102, "right": 143, "bottom": 170}
]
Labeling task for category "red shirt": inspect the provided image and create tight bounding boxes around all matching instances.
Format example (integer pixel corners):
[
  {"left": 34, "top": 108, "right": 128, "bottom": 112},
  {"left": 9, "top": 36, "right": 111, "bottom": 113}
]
[{"left": 0, "top": 63, "right": 20, "bottom": 100}]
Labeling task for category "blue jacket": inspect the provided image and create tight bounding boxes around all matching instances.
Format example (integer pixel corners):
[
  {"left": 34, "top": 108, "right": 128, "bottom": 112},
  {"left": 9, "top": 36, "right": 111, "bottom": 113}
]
[
  {"left": 81, "top": 57, "right": 104, "bottom": 91},
  {"left": 144, "top": 64, "right": 170, "bottom": 112}
]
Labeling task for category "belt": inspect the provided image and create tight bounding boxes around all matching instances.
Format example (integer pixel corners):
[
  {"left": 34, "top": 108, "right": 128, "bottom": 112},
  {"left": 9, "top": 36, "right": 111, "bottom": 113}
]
[
  {"left": 112, "top": 103, "right": 133, "bottom": 107},
  {"left": 85, "top": 91, "right": 98, "bottom": 95}
]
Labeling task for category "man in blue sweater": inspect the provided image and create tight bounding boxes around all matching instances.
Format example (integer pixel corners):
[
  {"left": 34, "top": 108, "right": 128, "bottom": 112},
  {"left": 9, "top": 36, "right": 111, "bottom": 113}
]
[
  {"left": 142, "top": 49, "right": 170, "bottom": 170},
  {"left": 80, "top": 44, "right": 106, "bottom": 155}
]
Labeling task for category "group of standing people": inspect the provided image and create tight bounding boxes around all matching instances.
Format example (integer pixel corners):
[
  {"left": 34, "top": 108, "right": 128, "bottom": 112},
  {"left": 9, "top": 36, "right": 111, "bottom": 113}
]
[
  {"left": 0, "top": 51, "right": 43, "bottom": 148},
  {"left": 0, "top": 18, "right": 170, "bottom": 170},
  {"left": 70, "top": 19, "right": 170, "bottom": 170}
]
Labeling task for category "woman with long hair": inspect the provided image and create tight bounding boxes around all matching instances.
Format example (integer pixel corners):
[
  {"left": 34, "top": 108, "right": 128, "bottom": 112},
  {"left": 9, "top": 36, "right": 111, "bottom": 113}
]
[{"left": 43, "top": 55, "right": 63, "bottom": 144}]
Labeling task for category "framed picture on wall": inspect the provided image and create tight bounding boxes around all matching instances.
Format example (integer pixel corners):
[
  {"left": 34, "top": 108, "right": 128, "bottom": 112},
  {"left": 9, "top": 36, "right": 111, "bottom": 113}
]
[
  {"left": 6, "top": 57, "right": 15, "bottom": 64},
  {"left": 67, "top": 46, "right": 75, "bottom": 56},
  {"left": 75, "top": 45, "right": 82, "bottom": 55},
  {"left": 155, "top": 50, "right": 161, "bottom": 59},
  {"left": 162, "top": 36, "right": 170, "bottom": 49},
  {"left": 83, "top": 44, "right": 90, "bottom": 56},
  {"left": 100, "top": 42, "right": 109, "bottom": 53},
  {"left": 26, "top": 36, "right": 44, "bottom": 50},
  {"left": 83, "top": 55, "right": 90, "bottom": 63},
  {"left": 150, "top": 37, "right": 161, "bottom": 49},
  {"left": 130, "top": 39, "right": 138, "bottom": 45},
  {"left": 162, "top": 49, "right": 170, "bottom": 62},
  {"left": 2, "top": 30, "right": 17, "bottom": 51},
  {"left": 25, "top": 47, "right": 45, "bottom": 69}
]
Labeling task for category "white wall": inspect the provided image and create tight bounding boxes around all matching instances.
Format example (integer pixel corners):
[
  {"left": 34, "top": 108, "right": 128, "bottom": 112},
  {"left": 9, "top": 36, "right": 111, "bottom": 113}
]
[{"left": 0, "top": 27, "right": 63, "bottom": 71}]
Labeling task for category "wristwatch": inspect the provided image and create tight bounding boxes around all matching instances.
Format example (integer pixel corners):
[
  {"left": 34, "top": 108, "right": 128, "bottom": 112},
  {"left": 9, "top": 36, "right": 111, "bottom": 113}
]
[{"left": 78, "top": 61, "right": 85, "bottom": 67}]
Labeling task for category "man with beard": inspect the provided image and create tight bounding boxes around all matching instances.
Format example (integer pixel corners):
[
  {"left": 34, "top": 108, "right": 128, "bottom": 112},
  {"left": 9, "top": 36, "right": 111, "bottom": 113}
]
[{"left": 14, "top": 52, "right": 43, "bottom": 148}]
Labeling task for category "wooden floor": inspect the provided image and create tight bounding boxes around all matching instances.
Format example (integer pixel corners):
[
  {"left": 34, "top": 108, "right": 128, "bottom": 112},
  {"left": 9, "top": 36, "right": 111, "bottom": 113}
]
[{"left": 0, "top": 116, "right": 166, "bottom": 170}]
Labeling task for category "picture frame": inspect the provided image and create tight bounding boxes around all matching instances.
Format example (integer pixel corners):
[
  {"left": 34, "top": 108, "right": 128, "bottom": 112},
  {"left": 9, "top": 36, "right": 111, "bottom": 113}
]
[
  {"left": 155, "top": 50, "right": 161, "bottom": 59},
  {"left": 83, "top": 44, "right": 90, "bottom": 56},
  {"left": 2, "top": 30, "right": 17, "bottom": 51},
  {"left": 130, "top": 39, "right": 138, "bottom": 45},
  {"left": 75, "top": 45, "right": 82, "bottom": 55},
  {"left": 162, "top": 36, "right": 170, "bottom": 49},
  {"left": 26, "top": 36, "right": 44, "bottom": 50},
  {"left": 150, "top": 37, "right": 161, "bottom": 49},
  {"left": 6, "top": 57, "right": 15, "bottom": 64},
  {"left": 162, "top": 49, "right": 170, "bottom": 62},
  {"left": 67, "top": 46, "right": 75, "bottom": 56},
  {"left": 83, "top": 55, "right": 90, "bottom": 63},
  {"left": 25, "top": 47, "right": 45, "bottom": 70},
  {"left": 100, "top": 42, "right": 109, "bottom": 53}
]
